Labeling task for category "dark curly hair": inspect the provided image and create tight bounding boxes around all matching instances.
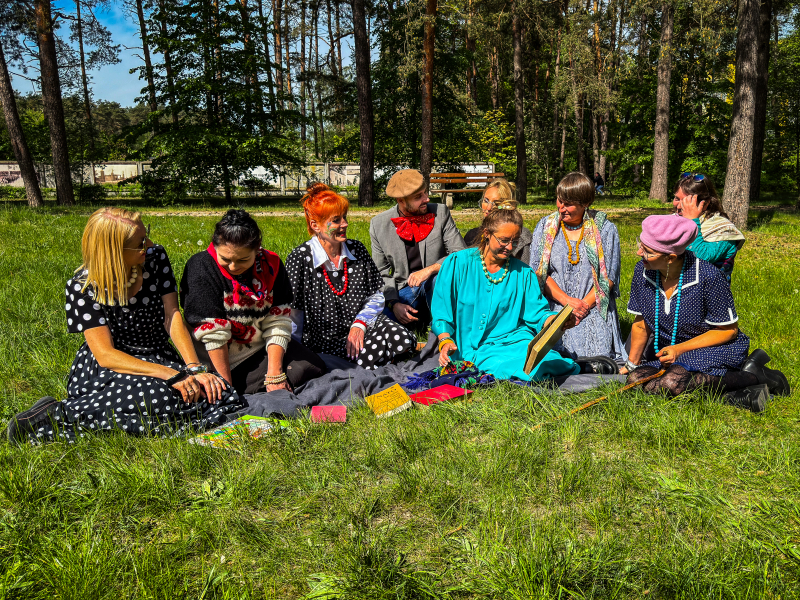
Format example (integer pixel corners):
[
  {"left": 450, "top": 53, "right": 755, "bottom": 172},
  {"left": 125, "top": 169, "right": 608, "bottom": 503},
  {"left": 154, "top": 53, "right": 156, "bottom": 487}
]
[
  {"left": 211, "top": 209, "right": 262, "bottom": 249},
  {"left": 673, "top": 174, "right": 728, "bottom": 219}
]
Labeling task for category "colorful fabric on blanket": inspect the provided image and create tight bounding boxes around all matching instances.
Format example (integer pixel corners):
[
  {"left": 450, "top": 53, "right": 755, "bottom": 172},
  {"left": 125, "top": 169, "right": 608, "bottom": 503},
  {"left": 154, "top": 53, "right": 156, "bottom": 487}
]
[{"left": 403, "top": 361, "right": 495, "bottom": 391}]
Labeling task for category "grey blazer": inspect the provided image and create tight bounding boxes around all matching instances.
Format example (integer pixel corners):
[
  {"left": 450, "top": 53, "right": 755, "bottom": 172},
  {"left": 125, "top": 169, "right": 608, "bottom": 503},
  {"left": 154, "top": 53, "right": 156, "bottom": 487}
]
[{"left": 369, "top": 203, "right": 466, "bottom": 304}]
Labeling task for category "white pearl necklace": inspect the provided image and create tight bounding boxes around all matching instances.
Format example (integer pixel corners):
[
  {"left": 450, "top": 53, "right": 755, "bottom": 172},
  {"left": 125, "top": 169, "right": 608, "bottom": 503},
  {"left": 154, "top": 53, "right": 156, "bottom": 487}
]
[{"left": 126, "top": 265, "right": 139, "bottom": 288}]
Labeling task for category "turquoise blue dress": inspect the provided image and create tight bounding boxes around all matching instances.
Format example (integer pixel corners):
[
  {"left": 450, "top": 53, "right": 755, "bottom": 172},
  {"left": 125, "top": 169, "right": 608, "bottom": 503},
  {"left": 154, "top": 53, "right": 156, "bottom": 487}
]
[{"left": 431, "top": 248, "right": 580, "bottom": 381}]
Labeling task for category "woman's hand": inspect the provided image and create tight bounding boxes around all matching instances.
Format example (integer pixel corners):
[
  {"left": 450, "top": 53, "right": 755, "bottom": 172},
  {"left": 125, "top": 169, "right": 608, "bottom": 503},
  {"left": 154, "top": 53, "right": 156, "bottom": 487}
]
[
  {"left": 656, "top": 345, "right": 682, "bottom": 366},
  {"left": 438, "top": 340, "right": 457, "bottom": 367},
  {"left": 679, "top": 194, "right": 706, "bottom": 220},
  {"left": 563, "top": 296, "right": 591, "bottom": 320},
  {"left": 562, "top": 313, "right": 580, "bottom": 330},
  {"left": 266, "top": 379, "right": 292, "bottom": 393},
  {"left": 193, "top": 372, "right": 227, "bottom": 404},
  {"left": 346, "top": 326, "right": 366, "bottom": 360},
  {"left": 173, "top": 375, "right": 202, "bottom": 403}
]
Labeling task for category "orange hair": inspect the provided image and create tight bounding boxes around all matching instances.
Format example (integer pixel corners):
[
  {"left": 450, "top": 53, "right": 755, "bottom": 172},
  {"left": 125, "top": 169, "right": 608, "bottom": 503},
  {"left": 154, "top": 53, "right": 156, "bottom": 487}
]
[{"left": 300, "top": 183, "right": 349, "bottom": 235}]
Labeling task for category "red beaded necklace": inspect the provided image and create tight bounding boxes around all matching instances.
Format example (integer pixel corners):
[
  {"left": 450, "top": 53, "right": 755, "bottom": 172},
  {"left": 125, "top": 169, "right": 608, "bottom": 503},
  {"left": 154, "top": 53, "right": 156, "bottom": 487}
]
[{"left": 323, "top": 259, "right": 348, "bottom": 296}]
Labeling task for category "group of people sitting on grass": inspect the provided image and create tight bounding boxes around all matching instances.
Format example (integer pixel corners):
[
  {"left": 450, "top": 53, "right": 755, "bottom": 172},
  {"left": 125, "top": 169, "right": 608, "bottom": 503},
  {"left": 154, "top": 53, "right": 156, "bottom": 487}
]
[{"left": 7, "top": 169, "right": 790, "bottom": 444}]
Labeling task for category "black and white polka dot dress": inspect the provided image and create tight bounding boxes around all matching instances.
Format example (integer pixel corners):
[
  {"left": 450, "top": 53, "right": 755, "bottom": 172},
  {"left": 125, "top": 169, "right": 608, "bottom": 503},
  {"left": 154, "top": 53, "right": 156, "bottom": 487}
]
[
  {"left": 285, "top": 239, "right": 415, "bottom": 369},
  {"left": 627, "top": 251, "right": 750, "bottom": 376},
  {"left": 31, "top": 245, "right": 245, "bottom": 443}
]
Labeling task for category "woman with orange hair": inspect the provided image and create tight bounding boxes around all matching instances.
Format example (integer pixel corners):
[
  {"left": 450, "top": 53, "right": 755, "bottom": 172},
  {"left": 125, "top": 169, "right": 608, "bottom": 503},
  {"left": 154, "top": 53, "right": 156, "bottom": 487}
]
[
  {"left": 7, "top": 208, "right": 246, "bottom": 444},
  {"left": 286, "top": 184, "right": 416, "bottom": 369}
]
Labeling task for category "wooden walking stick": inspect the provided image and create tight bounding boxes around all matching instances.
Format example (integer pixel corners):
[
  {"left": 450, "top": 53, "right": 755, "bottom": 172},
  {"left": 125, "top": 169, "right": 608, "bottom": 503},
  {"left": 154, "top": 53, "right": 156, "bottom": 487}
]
[{"left": 530, "top": 369, "right": 666, "bottom": 431}]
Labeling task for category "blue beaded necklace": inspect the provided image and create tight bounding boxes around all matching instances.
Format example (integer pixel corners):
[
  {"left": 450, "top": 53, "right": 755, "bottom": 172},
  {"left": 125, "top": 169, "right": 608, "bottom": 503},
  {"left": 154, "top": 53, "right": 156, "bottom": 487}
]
[{"left": 654, "top": 259, "right": 686, "bottom": 353}]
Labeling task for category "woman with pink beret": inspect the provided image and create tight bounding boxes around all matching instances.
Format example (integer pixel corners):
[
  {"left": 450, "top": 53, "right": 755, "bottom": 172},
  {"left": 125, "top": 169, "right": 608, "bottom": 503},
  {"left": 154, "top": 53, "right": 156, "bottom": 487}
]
[{"left": 622, "top": 215, "right": 788, "bottom": 412}]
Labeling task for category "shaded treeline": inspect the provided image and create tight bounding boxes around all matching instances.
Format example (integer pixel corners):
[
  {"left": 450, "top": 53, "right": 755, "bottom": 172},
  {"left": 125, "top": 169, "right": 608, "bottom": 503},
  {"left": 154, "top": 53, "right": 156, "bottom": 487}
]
[{"left": 0, "top": 0, "right": 798, "bottom": 226}]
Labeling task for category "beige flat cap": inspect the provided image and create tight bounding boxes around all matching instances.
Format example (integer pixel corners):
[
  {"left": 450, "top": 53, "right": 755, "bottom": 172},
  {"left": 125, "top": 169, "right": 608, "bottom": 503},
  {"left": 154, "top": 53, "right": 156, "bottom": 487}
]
[{"left": 386, "top": 169, "right": 425, "bottom": 199}]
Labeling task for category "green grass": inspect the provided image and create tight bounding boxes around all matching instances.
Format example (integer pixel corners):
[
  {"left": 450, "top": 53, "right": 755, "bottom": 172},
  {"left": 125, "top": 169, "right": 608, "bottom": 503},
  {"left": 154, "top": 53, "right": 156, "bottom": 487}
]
[{"left": 1, "top": 203, "right": 800, "bottom": 598}]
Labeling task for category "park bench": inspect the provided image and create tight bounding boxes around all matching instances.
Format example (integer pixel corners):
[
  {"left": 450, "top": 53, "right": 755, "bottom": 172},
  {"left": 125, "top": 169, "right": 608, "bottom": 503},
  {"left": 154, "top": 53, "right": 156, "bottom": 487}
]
[{"left": 429, "top": 172, "right": 505, "bottom": 208}]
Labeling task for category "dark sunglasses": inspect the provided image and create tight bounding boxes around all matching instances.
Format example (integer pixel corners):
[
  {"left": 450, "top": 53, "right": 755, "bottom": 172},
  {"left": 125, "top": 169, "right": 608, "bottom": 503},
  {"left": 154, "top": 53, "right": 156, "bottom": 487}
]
[
  {"left": 123, "top": 224, "right": 151, "bottom": 251},
  {"left": 680, "top": 172, "right": 706, "bottom": 182}
]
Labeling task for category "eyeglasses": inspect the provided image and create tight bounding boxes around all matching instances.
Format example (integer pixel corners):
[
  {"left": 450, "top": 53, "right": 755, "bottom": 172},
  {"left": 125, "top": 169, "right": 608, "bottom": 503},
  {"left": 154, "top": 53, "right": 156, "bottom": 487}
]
[
  {"left": 492, "top": 233, "right": 520, "bottom": 249},
  {"left": 680, "top": 172, "right": 706, "bottom": 182},
  {"left": 480, "top": 197, "right": 496, "bottom": 210},
  {"left": 636, "top": 237, "right": 660, "bottom": 260},
  {"left": 123, "top": 224, "right": 151, "bottom": 251}
]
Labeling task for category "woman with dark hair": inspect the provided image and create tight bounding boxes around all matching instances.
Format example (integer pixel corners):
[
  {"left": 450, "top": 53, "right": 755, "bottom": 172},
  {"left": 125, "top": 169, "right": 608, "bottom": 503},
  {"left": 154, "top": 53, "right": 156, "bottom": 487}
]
[
  {"left": 180, "top": 209, "right": 326, "bottom": 396},
  {"left": 432, "top": 200, "right": 581, "bottom": 381},
  {"left": 286, "top": 184, "right": 415, "bottom": 369},
  {"left": 673, "top": 173, "right": 744, "bottom": 281},
  {"left": 530, "top": 172, "right": 625, "bottom": 369},
  {"left": 623, "top": 215, "right": 788, "bottom": 412}
]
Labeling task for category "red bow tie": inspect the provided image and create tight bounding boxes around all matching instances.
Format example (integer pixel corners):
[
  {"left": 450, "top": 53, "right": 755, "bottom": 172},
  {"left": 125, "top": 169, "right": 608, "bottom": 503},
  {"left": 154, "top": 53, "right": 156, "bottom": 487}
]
[{"left": 391, "top": 212, "right": 435, "bottom": 243}]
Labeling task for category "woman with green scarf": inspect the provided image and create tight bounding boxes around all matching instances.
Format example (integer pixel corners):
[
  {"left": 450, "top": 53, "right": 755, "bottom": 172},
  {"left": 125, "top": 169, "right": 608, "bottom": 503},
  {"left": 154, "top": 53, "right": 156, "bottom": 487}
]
[
  {"left": 672, "top": 173, "right": 745, "bottom": 282},
  {"left": 530, "top": 172, "right": 626, "bottom": 369}
]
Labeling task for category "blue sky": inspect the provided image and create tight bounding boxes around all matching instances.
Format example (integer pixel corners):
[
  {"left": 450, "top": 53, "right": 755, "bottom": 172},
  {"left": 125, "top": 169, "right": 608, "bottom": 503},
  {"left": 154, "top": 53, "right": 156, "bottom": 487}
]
[
  {"left": 8, "top": 3, "right": 145, "bottom": 107},
  {"left": 91, "top": 5, "right": 145, "bottom": 106}
]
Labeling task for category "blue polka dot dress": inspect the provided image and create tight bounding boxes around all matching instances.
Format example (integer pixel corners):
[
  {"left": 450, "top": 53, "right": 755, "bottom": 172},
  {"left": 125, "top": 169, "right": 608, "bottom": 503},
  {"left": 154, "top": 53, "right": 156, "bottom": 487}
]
[
  {"left": 627, "top": 251, "right": 749, "bottom": 376},
  {"left": 32, "top": 246, "right": 245, "bottom": 443}
]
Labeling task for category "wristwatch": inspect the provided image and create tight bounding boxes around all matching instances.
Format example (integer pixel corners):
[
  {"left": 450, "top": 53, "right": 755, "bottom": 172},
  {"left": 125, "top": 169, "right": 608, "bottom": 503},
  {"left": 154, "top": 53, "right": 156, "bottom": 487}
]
[{"left": 186, "top": 364, "right": 208, "bottom": 375}]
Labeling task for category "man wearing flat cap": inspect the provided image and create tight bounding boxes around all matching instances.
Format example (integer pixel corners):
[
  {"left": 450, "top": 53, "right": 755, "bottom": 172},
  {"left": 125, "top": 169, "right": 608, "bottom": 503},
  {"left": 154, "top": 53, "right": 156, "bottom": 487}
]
[{"left": 370, "top": 169, "right": 466, "bottom": 325}]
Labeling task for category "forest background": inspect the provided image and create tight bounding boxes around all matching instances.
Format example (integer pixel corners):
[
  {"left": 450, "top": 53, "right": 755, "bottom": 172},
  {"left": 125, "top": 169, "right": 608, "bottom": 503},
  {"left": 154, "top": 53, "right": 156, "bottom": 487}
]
[{"left": 0, "top": 0, "right": 798, "bottom": 228}]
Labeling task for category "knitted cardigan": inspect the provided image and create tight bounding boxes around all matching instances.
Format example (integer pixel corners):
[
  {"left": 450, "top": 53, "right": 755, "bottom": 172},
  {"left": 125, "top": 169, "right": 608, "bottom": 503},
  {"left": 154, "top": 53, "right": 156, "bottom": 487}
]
[{"left": 180, "top": 249, "right": 293, "bottom": 369}]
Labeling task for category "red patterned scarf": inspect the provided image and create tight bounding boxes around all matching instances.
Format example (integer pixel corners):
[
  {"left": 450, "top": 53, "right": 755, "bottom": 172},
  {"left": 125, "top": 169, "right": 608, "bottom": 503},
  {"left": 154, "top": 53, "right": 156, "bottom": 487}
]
[
  {"left": 391, "top": 212, "right": 435, "bottom": 243},
  {"left": 207, "top": 243, "right": 281, "bottom": 306}
]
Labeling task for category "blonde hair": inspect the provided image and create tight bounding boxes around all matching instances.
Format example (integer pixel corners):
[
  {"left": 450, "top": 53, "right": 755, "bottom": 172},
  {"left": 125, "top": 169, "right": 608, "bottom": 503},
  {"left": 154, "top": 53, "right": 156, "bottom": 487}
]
[
  {"left": 78, "top": 207, "right": 143, "bottom": 306},
  {"left": 481, "top": 178, "right": 516, "bottom": 207},
  {"left": 478, "top": 200, "right": 523, "bottom": 253}
]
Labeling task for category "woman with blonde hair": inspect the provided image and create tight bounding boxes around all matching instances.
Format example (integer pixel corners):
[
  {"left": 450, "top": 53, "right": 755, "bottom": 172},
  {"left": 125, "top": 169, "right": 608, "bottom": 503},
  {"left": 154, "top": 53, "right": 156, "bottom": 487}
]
[
  {"left": 7, "top": 208, "right": 245, "bottom": 444},
  {"left": 463, "top": 178, "right": 533, "bottom": 263}
]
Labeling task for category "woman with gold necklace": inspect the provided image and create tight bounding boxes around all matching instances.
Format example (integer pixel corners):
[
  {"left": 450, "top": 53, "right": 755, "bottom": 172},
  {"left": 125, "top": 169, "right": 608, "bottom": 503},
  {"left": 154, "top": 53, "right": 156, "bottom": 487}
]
[
  {"left": 530, "top": 172, "right": 625, "bottom": 370},
  {"left": 431, "top": 201, "right": 581, "bottom": 381}
]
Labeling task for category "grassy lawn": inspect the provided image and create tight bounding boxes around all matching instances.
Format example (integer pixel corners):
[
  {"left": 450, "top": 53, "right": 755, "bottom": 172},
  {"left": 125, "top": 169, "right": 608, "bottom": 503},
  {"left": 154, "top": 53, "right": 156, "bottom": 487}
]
[{"left": 1, "top": 201, "right": 799, "bottom": 598}]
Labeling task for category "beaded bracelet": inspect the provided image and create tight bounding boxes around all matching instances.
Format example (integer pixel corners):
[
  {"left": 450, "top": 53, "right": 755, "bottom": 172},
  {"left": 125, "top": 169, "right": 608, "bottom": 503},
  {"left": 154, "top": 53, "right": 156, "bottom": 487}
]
[
  {"left": 265, "top": 373, "right": 288, "bottom": 384},
  {"left": 438, "top": 337, "right": 455, "bottom": 353}
]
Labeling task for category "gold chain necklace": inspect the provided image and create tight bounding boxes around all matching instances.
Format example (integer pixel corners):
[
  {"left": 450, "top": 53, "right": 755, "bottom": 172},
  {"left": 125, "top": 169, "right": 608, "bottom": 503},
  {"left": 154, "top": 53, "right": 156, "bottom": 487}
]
[{"left": 561, "top": 221, "right": 585, "bottom": 265}]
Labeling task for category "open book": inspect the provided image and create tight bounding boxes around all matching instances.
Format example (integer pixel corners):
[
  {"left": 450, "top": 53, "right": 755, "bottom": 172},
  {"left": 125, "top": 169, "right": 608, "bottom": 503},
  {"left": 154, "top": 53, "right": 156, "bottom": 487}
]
[{"left": 523, "top": 304, "right": 573, "bottom": 375}]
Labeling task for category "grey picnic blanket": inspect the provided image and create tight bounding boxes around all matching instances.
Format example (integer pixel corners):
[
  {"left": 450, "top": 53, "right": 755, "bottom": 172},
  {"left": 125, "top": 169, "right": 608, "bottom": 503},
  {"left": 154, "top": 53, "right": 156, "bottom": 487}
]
[{"left": 236, "top": 337, "right": 626, "bottom": 419}]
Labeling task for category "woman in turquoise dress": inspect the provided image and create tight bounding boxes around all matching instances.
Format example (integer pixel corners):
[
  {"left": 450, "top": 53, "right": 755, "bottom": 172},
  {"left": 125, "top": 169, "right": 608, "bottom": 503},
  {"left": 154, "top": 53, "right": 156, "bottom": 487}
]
[{"left": 431, "top": 201, "right": 580, "bottom": 381}]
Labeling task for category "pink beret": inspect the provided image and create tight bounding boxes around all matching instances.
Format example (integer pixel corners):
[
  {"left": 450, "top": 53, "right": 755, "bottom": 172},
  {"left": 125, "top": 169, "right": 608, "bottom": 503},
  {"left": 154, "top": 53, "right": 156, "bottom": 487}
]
[{"left": 640, "top": 214, "right": 698, "bottom": 255}]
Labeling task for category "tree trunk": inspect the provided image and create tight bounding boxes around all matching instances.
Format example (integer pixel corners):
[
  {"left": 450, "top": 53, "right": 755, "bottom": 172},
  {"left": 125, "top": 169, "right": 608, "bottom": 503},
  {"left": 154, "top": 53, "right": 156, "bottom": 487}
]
[
  {"left": 465, "top": 0, "right": 477, "bottom": 110},
  {"left": 315, "top": 4, "right": 325, "bottom": 155},
  {"left": 158, "top": 0, "right": 179, "bottom": 124},
  {"left": 273, "top": 0, "right": 284, "bottom": 102},
  {"left": 420, "top": 0, "right": 436, "bottom": 180},
  {"left": 599, "top": 109, "right": 609, "bottom": 178},
  {"left": 592, "top": 107, "right": 600, "bottom": 174},
  {"left": 749, "top": 0, "right": 772, "bottom": 206},
  {"left": 559, "top": 106, "right": 567, "bottom": 170},
  {"left": 256, "top": 0, "right": 278, "bottom": 119},
  {"left": 352, "top": 0, "right": 374, "bottom": 206},
  {"left": 0, "top": 41, "right": 43, "bottom": 207},
  {"left": 513, "top": 11, "right": 526, "bottom": 202},
  {"left": 135, "top": 0, "right": 158, "bottom": 113},
  {"left": 335, "top": 0, "right": 343, "bottom": 79},
  {"left": 574, "top": 93, "right": 586, "bottom": 174},
  {"left": 238, "top": 0, "right": 259, "bottom": 132},
  {"left": 489, "top": 47, "right": 499, "bottom": 109},
  {"left": 35, "top": 0, "right": 74, "bottom": 205},
  {"left": 75, "top": 0, "right": 96, "bottom": 157},
  {"left": 723, "top": 0, "right": 762, "bottom": 229},
  {"left": 648, "top": 2, "right": 674, "bottom": 202},
  {"left": 284, "top": 5, "right": 292, "bottom": 98},
  {"left": 300, "top": 0, "right": 307, "bottom": 144}
]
